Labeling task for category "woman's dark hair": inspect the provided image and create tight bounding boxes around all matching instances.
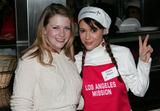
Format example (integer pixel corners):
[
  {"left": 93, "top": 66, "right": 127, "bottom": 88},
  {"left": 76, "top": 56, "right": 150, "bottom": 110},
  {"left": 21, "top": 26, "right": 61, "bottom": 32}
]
[{"left": 80, "top": 18, "right": 122, "bottom": 81}]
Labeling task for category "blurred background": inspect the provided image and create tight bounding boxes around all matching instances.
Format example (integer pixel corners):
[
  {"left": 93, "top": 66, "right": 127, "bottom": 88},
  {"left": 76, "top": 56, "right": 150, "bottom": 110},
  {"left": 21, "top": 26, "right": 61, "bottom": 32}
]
[{"left": 0, "top": 0, "right": 160, "bottom": 111}]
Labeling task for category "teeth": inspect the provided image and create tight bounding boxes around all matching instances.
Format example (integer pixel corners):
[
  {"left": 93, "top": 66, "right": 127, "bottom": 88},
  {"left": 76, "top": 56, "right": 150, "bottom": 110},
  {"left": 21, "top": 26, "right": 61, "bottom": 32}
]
[{"left": 57, "top": 39, "right": 64, "bottom": 42}]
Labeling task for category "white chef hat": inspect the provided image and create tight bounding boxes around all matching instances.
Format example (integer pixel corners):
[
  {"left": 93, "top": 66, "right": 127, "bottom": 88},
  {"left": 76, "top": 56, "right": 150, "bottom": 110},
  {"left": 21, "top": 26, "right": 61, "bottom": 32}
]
[
  {"left": 127, "top": 1, "right": 140, "bottom": 8},
  {"left": 78, "top": 6, "right": 111, "bottom": 29}
]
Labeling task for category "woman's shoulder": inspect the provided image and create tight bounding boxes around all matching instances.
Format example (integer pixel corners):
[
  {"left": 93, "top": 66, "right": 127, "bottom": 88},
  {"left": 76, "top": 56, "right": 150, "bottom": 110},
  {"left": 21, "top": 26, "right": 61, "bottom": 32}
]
[
  {"left": 18, "top": 56, "right": 38, "bottom": 67},
  {"left": 20, "top": 47, "right": 38, "bottom": 62},
  {"left": 75, "top": 51, "right": 83, "bottom": 65},
  {"left": 110, "top": 44, "right": 132, "bottom": 59},
  {"left": 75, "top": 51, "right": 83, "bottom": 60},
  {"left": 111, "top": 44, "right": 130, "bottom": 54},
  {"left": 19, "top": 48, "right": 39, "bottom": 65}
]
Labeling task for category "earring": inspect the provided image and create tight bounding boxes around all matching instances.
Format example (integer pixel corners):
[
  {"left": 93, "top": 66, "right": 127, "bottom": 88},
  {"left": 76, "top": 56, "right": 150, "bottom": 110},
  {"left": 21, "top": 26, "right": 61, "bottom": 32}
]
[
  {"left": 101, "top": 40, "right": 105, "bottom": 47},
  {"left": 103, "top": 29, "right": 109, "bottom": 35}
]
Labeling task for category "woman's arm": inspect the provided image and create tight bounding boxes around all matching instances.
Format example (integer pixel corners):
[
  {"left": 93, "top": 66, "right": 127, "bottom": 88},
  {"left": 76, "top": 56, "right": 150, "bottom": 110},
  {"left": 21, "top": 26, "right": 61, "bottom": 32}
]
[
  {"left": 10, "top": 59, "right": 38, "bottom": 111},
  {"left": 121, "top": 35, "right": 153, "bottom": 97}
]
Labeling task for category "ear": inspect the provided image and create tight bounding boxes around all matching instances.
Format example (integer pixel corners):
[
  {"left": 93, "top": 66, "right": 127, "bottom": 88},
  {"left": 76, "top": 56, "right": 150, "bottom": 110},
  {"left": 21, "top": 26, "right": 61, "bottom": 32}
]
[
  {"left": 103, "top": 29, "right": 109, "bottom": 35},
  {"left": 42, "top": 27, "right": 47, "bottom": 35}
]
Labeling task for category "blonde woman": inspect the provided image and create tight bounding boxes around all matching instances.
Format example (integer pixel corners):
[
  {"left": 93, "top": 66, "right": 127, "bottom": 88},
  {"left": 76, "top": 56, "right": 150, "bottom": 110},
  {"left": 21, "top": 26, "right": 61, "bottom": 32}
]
[{"left": 10, "top": 3, "right": 82, "bottom": 111}]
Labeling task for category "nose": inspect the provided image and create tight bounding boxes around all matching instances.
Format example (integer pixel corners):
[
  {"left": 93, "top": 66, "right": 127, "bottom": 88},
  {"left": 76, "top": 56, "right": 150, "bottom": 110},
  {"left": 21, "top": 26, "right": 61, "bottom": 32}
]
[
  {"left": 59, "top": 28, "right": 65, "bottom": 37},
  {"left": 85, "top": 32, "right": 91, "bottom": 40}
]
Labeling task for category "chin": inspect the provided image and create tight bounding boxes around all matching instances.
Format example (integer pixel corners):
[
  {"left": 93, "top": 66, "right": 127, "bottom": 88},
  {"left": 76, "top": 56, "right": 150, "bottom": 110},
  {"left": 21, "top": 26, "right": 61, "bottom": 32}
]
[{"left": 85, "top": 46, "right": 94, "bottom": 51}]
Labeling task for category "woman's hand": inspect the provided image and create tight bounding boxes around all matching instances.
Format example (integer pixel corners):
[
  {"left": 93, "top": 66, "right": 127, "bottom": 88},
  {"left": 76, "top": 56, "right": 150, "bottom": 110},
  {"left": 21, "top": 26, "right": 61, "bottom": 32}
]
[{"left": 139, "top": 34, "right": 153, "bottom": 63}]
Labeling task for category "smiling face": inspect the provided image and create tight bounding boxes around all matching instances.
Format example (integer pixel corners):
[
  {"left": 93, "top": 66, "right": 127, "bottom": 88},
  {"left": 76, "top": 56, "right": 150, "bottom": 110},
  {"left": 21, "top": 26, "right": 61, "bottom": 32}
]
[
  {"left": 43, "top": 14, "right": 71, "bottom": 52},
  {"left": 79, "top": 20, "right": 105, "bottom": 51}
]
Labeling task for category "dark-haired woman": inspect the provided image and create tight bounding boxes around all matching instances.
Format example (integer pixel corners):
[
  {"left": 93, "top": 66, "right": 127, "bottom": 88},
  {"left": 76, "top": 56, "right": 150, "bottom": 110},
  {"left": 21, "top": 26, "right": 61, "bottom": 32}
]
[{"left": 75, "top": 6, "right": 153, "bottom": 111}]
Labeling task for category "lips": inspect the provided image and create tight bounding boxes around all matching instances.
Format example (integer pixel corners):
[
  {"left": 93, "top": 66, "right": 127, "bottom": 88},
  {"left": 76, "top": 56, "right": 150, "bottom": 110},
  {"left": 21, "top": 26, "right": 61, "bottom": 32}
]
[
  {"left": 56, "top": 38, "right": 65, "bottom": 42},
  {"left": 84, "top": 41, "right": 92, "bottom": 46}
]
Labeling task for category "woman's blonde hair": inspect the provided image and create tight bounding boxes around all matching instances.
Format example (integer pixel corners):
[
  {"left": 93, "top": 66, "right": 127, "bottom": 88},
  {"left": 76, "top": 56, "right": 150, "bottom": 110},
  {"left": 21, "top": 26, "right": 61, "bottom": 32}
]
[{"left": 21, "top": 3, "right": 75, "bottom": 65}]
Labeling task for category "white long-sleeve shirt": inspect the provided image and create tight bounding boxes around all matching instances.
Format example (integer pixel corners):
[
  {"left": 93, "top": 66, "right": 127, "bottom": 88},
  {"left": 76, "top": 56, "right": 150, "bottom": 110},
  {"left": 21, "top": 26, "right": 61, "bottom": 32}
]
[
  {"left": 75, "top": 44, "right": 151, "bottom": 97},
  {"left": 10, "top": 51, "right": 82, "bottom": 111}
]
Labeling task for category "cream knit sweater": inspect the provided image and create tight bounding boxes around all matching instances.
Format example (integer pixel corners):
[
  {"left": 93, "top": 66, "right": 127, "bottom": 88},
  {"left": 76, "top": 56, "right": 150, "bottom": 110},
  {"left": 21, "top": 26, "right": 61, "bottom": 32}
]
[{"left": 10, "top": 51, "right": 82, "bottom": 111}]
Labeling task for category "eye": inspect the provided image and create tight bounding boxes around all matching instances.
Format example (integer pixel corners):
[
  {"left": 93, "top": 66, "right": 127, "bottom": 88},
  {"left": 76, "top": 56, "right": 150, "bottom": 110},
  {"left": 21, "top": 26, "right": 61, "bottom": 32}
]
[
  {"left": 64, "top": 27, "right": 71, "bottom": 31},
  {"left": 79, "top": 29, "right": 85, "bottom": 33},
  {"left": 92, "top": 28, "right": 97, "bottom": 32},
  {"left": 52, "top": 26, "right": 60, "bottom": 30}
]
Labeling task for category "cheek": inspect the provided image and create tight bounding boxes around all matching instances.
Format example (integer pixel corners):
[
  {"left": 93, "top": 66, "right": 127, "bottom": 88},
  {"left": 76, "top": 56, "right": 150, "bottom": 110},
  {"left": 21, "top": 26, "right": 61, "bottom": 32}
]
[
  {"left": 66, "top": 31, "right": 71, "bottom": 36},
  {"left": 46, "top": 29, "right": 57, "bottom": 37},
  {"left": 65, "top": 31, "right": 71, "bottom": 40},
  {"left": 93, "top": 34, "right": 103, "bottom": 44},
  {"left": 79, "top": 33, "right": 85, "bottom": 41}
]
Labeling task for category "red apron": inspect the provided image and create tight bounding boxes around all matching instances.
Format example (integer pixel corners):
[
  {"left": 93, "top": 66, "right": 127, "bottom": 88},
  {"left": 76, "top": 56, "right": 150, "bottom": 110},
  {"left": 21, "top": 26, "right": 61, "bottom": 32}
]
[{"left": 82, "top": 63, "right": 131, "bottom": 111}]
